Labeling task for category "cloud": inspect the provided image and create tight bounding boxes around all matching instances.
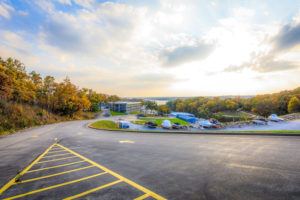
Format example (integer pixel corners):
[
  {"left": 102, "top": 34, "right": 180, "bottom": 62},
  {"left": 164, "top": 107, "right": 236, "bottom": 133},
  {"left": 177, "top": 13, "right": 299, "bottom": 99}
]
[
  {"left": 73, "top": 0, "right": 96, "bottom": 9},
  {"left": 233, "top": 7, "right": 255, "bottom": 18},
  {"left": 0, "top": 2, "right": 14, "bottom": 19},
  {"left": 118, "top": 73, "right": 182, "bottom": 90},
  {"left": 57, "top": 0, "right": 72, "bottom": 5},
  {"left": 224, "top": 52, "right": 300, "bottom": 73},
  {"left": 39, "top": 2, "right": 138, "bottom": 56},
  {"left": 224, "top": 20, "right": 300, "bottom": 73},
  {"left": 0, "top": 30, "right": 33, "bottom": 53},
  {"left": 36, "top": 0, "right": 55, "bottom": 13},
  {"left": 272, "top": 23, "right": 300, "bottom": 53},
  {"left": 159, "top": 42, "right": 215, "bottom": 67},
  {"left": 41, "top": 19, "right": 86, "bottom": 53}
]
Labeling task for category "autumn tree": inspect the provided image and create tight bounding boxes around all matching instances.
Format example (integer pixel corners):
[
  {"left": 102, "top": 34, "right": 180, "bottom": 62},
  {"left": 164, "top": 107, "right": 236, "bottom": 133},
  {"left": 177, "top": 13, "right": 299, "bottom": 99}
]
[
  {"left": 288, "top": 96, "right": 300, "bottom": 113},
  {"left": 157, "top": 105, "right": 171, "bottom": 115}
]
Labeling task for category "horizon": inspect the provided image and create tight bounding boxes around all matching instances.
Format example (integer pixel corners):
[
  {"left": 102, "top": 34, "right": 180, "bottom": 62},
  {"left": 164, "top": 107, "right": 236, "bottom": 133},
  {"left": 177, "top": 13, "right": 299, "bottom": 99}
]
[
  {"left": 1, "top": 0, "right": 300, "bottom": 96},
  {"left": 124, "top": 86, "right": 299, "bottom": 98}
]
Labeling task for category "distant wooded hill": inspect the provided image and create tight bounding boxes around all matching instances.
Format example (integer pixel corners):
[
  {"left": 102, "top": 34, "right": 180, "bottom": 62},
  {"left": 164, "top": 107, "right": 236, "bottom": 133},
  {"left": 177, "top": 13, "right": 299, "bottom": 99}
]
[{"left": 166, "top": 88, "right": 300, "bottom": 118}]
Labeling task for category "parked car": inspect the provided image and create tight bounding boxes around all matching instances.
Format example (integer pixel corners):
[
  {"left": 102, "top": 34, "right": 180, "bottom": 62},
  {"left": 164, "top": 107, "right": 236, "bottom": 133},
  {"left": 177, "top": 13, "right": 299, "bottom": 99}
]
[
  {"left": 161, "top": 120, "right": 172, "bottom": 129},
  {"left": 182, "top": 125, "right": 189, "bottom": 130},
  {"left": 209, "top": 118, "right": 221, "bottom": 128},
  {"left": 144, "top": 121, "right": 157, "bottom": 129},
  {"left": 104, "top": 112, "right": 111, "bottom": 117},
  {"left": 119, "top": 121, "right": 130, "bottom": 129},
  {"left": 137, "top": 114, "right": 146, "bottom": 118},
  {"left": 199, "top": 120, "right": 215, "bottom": 128},
  {"left": 252, "top": 119, "right": 267, "bottom": 125},
  {"left": 269, "top": 114, "right": 284, "bottom": 122},
  {"left": 172, "top": 122, "right": 182, "bottom": 129},
  {"left": 258, "top": 118, "right": 268, "bottom": 123}
]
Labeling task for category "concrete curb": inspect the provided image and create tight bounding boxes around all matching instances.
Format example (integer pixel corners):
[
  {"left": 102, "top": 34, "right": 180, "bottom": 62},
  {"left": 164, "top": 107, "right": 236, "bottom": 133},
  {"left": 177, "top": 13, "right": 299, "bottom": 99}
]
[{"left": 87, "top": 123, "right": 300, "bottom": 137}]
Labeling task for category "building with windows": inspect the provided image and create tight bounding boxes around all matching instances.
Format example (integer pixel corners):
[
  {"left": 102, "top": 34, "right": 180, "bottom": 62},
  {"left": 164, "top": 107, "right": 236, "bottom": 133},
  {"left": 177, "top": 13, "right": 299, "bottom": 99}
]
[{"left": 108, "top": 102, "right": 141, "bottom": 113}]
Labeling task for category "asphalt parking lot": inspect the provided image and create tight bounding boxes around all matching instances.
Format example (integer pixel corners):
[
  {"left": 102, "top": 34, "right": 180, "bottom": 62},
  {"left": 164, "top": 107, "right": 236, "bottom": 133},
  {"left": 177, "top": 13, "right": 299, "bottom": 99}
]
[
  {"left": 0, "top": 143, "right": 165, "bottom": 200},
  {"left": 1, "top": 119, "right": 300, "bottom": 200}
]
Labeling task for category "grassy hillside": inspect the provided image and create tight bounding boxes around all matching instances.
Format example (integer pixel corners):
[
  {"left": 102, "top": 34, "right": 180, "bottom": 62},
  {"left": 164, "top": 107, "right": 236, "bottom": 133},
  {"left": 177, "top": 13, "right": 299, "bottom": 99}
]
[{"left": 0, "top": 99, "right": 98, "bottom": 135}]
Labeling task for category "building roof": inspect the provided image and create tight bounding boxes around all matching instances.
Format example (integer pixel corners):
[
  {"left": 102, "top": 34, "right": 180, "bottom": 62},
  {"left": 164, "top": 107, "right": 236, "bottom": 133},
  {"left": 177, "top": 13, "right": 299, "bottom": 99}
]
[
  {"left": 170, "top": 112, "right": 194, "bottom": 116},
  {"left": 111, "top": 101, "right": 141, "bottom": 104}
]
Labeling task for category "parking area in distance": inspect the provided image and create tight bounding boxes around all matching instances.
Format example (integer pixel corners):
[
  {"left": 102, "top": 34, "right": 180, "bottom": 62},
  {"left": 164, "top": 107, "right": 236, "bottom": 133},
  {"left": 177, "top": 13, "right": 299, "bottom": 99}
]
[{"left": 0, "top": 143, "right": 166, "bottom": 200}]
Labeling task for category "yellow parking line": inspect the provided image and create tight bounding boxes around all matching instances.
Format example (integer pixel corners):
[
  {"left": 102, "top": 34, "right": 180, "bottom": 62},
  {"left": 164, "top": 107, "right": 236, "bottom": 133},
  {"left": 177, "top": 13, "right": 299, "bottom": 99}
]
[
  {"left": 37, "top": 156, "right": 78, "bottom": 164},
  {"left": 134, "top": 193, "right": 150, "bottom": 200},
  {"left": 3, "top": 172, "right": 108, "bottom": 200},
  {"left": 26, "top": 161, "right": 86, "bottom": 173},
  {"left": 16, "top": 165, "right": 95, "bottom": 184},
  {"left": 43, "top": 153, "right": 73, "bottom": 158},
  {"left": 56, "top": 144, "right": 167, "bottom": 200},
  {"left": 0, "top": 143, "right": 56, "bottom": 195},
  {"left": 63, "top": 180, "right": 122, "bottom": 200}
]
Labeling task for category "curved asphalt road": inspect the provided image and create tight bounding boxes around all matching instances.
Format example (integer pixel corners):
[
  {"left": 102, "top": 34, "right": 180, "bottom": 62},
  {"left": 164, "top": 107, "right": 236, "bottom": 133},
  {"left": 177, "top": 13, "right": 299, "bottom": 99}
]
[{"left": 0, "top": 117, "right": 300, "bottom": 200}]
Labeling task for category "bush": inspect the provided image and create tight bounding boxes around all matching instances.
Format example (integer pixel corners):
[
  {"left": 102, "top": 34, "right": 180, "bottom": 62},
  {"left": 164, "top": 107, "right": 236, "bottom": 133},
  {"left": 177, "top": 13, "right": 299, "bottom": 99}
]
[
  {"left": 90, "top": 104, "right": 100, "bottom": 112},
  {"left": 37, "top": 109, "right": 45, "bottom": 117},
  {"left": 22, "top": 119, "right": 28, "bottom": 127}
]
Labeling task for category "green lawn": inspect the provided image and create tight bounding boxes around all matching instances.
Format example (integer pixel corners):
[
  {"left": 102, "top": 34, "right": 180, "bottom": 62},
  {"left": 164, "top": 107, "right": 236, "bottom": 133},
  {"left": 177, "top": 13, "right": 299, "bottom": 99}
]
[
  {"left": 129, "top": 112, "right": 143, "bottom": 114},
  {"left": 219, "top": 111, "right": 248, "bottom": 117},
  {"left": 90, "top": 120, "right": 119, "bottom": 129},
  {"left": 110, "top": 111, "right": 127, "bottom": 116},
  {"left": 134, "top": 118, "right": 189, "bottom": 126}
]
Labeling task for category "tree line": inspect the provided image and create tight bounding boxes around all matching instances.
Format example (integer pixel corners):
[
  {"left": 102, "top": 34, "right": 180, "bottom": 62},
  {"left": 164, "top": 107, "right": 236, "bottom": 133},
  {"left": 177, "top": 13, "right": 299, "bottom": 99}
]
[
  {"left": 0, "top": 57, "right": 120, "bottom": 116},
  {"left": 166, "top": 87, "right": 300, "bottom": 118}
]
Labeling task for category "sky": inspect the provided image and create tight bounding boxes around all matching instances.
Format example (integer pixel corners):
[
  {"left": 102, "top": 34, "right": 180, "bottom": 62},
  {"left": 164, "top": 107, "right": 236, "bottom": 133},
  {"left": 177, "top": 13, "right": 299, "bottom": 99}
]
[{"left": 1, "top": 0, "right": 300, "bottom": 97}]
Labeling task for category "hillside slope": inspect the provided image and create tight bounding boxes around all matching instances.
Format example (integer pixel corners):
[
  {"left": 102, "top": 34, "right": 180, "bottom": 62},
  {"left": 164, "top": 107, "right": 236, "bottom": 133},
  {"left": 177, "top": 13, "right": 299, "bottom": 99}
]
[{"left": 0, "top": 99, "right": 97, "bottom": 135}]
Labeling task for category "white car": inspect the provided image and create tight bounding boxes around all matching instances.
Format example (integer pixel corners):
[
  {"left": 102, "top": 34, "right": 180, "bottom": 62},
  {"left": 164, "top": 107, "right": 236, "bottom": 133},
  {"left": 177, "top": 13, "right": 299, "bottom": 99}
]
[
  {"left": 268, "top": 114, "right": 284, "bottom": 122},
  {"left": 161, "top": 120, "right": 172, "bottom": 129}
]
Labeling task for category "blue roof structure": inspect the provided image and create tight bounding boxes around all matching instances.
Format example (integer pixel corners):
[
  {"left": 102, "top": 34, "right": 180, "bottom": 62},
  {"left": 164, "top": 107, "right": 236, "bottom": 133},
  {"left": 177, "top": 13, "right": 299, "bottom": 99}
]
[{"left": 177, "top": 114, "right": 197, "bottom": 123}]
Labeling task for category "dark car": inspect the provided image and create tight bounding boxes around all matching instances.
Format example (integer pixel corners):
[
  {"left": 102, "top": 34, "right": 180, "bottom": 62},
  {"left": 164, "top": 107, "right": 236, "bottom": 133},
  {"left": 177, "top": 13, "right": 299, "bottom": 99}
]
[
  {"left": 144, "top": 121, "right": 157, "bottom": 129},
  {"left": 172, "top": 122, "right": 182, "bottom": 129},
  {"left": 137, "top": 114, "right": 146, "bottom": 118},
  {"left": 258, "top": 118, "right": 268, "bottom": 123}
]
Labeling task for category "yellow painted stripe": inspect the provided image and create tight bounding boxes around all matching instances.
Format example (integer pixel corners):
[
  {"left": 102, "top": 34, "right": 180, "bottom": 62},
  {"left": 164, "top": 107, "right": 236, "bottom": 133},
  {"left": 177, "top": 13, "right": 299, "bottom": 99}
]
[
  {"left": 0, "top": 143, "right": 56, "bottom": 195},
  {"left": 37, "top": 156, "right": 78, "bottom": 164},
  {"left": 43, "top": 153, "right": 72, "bottom": 158},
  {"left": 56, "top": 144, "right": 167, "bottom": 200},
  {"left": 48, "top": 149, "right": 63, "bottom": 152},
  {"left": 134, "top": 193, "right": 150, "bottom": 200},
  {"left": 47, "top": 150, "right": 67, "bottom": 154},
  {"left": 26, "top": 161, "right": 86, "bottom": 173},
  {"left": 63, "top": 180, "right": 122, "bottom": 200},
  {"left": 16, "top": 165, "right": 95, "bottom": 184},
  {"left": 3, "top": 172, "right": 108, "bottom": 200}
]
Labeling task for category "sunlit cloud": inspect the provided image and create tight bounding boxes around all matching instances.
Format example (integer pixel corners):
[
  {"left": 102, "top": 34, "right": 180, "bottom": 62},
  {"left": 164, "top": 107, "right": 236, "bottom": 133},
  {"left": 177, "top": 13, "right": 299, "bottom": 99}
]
[
  {"left": 0, "top": 2, "right": 14, "bottom": 19},
  {"left": 0, "top": 0, "right": 300, "bottom": 97}
]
